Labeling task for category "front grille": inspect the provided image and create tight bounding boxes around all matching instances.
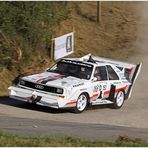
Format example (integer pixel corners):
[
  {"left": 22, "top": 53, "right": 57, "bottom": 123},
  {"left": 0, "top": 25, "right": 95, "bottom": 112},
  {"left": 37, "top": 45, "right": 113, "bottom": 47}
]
[{"left": 19, "top": 80, "right": 63, "bottom": 94}]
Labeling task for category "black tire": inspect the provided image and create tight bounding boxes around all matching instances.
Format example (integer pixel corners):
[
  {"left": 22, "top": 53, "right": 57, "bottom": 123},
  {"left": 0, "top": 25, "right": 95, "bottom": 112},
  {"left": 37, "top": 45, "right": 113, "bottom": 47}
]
[
  {"left": 73, "top": 93, "right": 88, "bottom": 113},
  {"left": 112, "top": 90, "right": 125, "bottom": 109}
]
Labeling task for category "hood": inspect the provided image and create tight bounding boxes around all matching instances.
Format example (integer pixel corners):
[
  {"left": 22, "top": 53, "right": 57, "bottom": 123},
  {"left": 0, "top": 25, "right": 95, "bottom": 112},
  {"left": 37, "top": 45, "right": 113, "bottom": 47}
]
[{"left": 22, "top": 71, "right": 86, "bottom": 88}]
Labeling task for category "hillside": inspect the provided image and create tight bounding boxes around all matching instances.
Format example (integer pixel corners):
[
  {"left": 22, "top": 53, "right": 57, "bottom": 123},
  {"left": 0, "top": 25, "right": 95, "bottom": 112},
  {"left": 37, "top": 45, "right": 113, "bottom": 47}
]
[{"left": 0, "top": 2, "right": 139, "bottom": 95}]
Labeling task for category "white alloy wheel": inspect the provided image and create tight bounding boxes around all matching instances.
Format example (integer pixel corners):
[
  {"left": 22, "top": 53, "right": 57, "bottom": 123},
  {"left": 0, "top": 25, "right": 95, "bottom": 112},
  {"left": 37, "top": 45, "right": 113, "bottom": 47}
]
[
  {"left": 74, "top": 94, "right": 88, "bottom": 113},
  {"left": 116, "top": 91, "right": 124, "bottom": 107},
  {"left": 112, "top": 90, "right": 125, "bottom": 109}
]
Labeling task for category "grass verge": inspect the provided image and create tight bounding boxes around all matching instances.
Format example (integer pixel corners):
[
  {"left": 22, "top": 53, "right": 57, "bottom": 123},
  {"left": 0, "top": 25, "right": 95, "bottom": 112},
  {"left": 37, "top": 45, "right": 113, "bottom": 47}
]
[{"left": 0, "top": 132, "right": 148, "bottom": 147}]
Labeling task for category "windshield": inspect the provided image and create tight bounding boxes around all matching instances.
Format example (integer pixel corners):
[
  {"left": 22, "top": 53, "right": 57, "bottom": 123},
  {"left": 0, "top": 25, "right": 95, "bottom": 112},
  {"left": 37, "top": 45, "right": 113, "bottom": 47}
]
[{"left": 47, "top": 60, "right": 93, "bottom": 80}]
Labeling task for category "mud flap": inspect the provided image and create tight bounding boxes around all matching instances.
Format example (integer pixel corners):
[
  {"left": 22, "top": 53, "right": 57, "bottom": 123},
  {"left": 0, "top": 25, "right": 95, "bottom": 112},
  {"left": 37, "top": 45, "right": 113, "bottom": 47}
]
[
  {"left": 125, "top": 63, "right": 142, "bottom": 99},
  {"left": 28, "top": 96, "right": 42, "bottom": 104},
  {"left": 107, "top": 84, "right": 116, "bottom": 101}
]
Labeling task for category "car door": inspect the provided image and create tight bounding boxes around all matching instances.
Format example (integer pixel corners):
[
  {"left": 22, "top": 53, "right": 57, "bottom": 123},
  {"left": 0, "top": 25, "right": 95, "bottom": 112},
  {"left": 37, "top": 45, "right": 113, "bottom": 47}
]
[
  {"left": 105, "top": 65, "right": 121, "bottom": 100},
  {"left": 91, "top": 66, "right": 109, "bottom": 101}
]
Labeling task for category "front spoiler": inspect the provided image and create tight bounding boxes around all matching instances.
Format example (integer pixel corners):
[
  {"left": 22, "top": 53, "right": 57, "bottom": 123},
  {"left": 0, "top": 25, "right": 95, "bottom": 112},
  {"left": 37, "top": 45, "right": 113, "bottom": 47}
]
[{"left": 8, "top": 86, "right": 59, "bottom": 109}]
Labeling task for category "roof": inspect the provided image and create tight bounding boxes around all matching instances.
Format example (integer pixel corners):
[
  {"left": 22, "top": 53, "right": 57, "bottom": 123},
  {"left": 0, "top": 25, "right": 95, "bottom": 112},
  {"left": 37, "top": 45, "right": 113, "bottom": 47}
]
[
  {"left": 64, "top": 54, "right": 136, "bottom": 69},
  {"left": 64, "top": 57, "right": 108, "bottom": 67}
]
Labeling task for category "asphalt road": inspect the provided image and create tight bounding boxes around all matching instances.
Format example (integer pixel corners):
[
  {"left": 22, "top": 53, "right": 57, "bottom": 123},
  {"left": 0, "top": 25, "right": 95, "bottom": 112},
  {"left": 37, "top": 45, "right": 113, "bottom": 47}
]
[
  {"left": 0, "top": 3, "right": 148, "bottom": 141},
  {"left": 1, "top": 114, "right": 148, "bottom": 141}
]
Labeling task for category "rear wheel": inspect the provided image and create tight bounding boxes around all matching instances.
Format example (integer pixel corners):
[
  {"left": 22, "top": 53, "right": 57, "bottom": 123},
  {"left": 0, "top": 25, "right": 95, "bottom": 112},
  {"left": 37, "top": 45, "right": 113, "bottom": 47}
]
[
  {"left": 74, "top": 93, "right": 88, "bottom": 113},
  {"left": 112, "top": 90, "right": 125, "bottom": 109}
]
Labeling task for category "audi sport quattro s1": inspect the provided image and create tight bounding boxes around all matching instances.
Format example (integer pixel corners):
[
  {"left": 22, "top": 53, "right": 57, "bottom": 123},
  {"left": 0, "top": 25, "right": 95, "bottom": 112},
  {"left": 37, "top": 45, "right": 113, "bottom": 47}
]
[{"left": 8, "top": 54, "right": 141, "bottom": 113}]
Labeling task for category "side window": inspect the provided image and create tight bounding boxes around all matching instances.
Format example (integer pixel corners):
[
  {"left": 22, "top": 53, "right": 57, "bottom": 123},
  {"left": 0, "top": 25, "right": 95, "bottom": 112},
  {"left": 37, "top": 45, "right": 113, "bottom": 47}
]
[
  {"left": 106, "top": 65, "right": 119, "bottom": 80},
  {"left": 94, "top": 66, "right": 108, "bottom": 81},
  {"left": 124, "top": 68, "right": 130, "bottom": 81}
]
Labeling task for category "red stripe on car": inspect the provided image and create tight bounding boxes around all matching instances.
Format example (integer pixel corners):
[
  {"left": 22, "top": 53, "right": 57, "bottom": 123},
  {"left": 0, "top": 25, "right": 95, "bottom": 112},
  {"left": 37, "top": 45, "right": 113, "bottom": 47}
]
[
  {"left": 66, "top": 101, "right": 76, "bottom": 105},
  {"left": 90, "top": 93, "right": 99, "bottom": 99},
  {"left": 36, "top": 74, "right": 61, "bottom": 83},
  {"left": 104, "top": 86, "right": 127, "bottom": 95}
]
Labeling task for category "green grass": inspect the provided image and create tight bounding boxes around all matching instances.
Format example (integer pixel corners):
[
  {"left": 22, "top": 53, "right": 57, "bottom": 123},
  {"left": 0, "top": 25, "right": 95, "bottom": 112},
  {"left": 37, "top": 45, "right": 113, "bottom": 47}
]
[{"left": 0, "top": 132, "right": 148, "bottom": 147}]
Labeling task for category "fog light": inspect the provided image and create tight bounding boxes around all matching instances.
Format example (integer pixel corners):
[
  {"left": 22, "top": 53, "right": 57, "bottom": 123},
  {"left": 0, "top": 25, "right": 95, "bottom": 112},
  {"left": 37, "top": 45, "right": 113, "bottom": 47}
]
[{"left": 57, "top": 88, "right": 63, "bottom": 94}]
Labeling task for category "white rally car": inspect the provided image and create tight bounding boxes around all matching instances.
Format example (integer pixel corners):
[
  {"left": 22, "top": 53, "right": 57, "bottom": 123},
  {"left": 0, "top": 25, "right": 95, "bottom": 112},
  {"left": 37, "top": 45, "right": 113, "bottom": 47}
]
[{"left": 8, "top": 54, "right": 141, "bottom": 113}]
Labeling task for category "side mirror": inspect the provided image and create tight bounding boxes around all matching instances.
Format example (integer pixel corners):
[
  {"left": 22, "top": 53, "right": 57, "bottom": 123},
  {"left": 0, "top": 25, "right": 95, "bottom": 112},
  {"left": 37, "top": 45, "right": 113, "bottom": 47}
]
[{"left": 92, "top": 77, "right": 97, "bottom": 82}]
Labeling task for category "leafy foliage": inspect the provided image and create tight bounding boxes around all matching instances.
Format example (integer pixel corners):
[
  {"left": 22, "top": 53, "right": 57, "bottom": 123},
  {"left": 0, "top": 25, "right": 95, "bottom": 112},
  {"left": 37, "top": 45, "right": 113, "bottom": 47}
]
[{"left": 0, "top": 1, "right": 68, "bottom": 69}]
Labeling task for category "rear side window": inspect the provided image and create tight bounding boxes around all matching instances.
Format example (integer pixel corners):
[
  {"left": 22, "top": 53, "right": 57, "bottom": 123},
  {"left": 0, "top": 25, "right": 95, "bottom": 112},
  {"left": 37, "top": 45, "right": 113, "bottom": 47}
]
[
  {"left": 106, "top": 65, "right": 119, "bottom": 80},
  {"left": 124, "top": 68, "right": 130, "bottom": 81},
  {"left": 94, "top": 66, "right": 108, "bottom": 81}
]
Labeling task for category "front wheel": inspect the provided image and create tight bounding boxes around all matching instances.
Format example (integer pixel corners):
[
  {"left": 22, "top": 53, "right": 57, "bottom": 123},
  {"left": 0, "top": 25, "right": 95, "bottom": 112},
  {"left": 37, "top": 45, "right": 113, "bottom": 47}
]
[
  {"left": 74, "top": 93, "right": 88, "bottom": 113},
  {"left": 112, "top": 90, "right": 125, "bottom": 109}
]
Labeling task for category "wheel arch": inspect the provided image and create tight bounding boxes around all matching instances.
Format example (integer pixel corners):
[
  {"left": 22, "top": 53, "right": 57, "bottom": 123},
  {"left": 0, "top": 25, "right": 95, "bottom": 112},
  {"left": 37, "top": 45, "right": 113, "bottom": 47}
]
[
  {"left": 115, "top": 89, "right": 125, "bottom": 99},
  {"left": 80, "top": 92, "right": 90, "bottom": 102},
  {"left": 73, "top": 91, "right": 90, "bottom": 113},
  {"left": 111, "top": 89, "right": 125, "bottom": 109},
  {"left": 118, "top": 89, "right": 125, "bottom": 96}
]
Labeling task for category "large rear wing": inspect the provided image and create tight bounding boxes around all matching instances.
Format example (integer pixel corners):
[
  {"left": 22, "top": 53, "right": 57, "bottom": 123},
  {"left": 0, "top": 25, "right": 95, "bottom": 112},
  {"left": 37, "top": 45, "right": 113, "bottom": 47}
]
[{"left": 80, "top": 54, "right": 142, "bottom": 99}]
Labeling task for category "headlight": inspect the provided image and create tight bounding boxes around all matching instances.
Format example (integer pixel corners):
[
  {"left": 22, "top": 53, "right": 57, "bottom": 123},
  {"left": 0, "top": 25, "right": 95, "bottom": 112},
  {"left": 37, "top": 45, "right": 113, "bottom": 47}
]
[
  {"left": 57, "top": 88, "right": 63, "bottom": 94},
  {"left": 20, "top": 79, "right": 25, "bottom": 85}
]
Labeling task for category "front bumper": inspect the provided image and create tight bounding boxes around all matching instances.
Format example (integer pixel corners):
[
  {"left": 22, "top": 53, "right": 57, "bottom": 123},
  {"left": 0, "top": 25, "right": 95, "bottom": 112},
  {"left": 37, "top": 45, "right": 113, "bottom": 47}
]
[{"left": 8, "top": 86, "right": 60, "bottom": 108}]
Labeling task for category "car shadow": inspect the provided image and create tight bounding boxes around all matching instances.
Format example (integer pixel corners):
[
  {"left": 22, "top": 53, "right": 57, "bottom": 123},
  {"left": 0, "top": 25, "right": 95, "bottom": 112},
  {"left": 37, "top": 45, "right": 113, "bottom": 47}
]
[
  {"left": 0, "top": 96, "right": 69, "bottom": 114},
  {"left": 87, "top": 104, "right": 111, "bottom": 111},
  {"left": 0, "top": 96, "right": 111, "bottom": 114}
]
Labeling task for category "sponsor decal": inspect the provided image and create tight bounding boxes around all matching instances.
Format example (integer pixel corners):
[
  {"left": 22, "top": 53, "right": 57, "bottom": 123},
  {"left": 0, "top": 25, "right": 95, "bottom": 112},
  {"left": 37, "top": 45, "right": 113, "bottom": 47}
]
[
  {"left": 99, "top": 100, "right": 108, "bottom": 104},
  {"left": 61, "top": 59, "right": 93, "bottom": 68},
  {"left": 93, "top": 84, "right": 107, "bottom": 92},
  {"left": 91, "top": 99, "right": 113, "bottom": 105},
  {"left": 113, "top": 82, "right": 121, "bottom": 85},
  {"left": 103, "top": 85, "right": 107, "bottom": 90},
  {"left": 122, "top": 80, "right": 129, "bottom": 83},
  {"left": 93, "top": 85, "right": 99, "bottom": 92},
  {"left": 73, "top": 83, "right": 84, "bottom": 87},
  {"left": 80, "top": 88, "right": 87, "bottom": 91},
  {"left": 61, "top": 81, "right": 67, "bottom": 85}
]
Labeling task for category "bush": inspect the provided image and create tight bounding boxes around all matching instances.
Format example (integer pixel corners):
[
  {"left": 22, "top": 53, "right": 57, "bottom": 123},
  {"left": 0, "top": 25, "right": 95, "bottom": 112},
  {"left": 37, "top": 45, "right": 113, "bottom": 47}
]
[{"left": 0, "top": 1, "right": 68, "bottom": 69}]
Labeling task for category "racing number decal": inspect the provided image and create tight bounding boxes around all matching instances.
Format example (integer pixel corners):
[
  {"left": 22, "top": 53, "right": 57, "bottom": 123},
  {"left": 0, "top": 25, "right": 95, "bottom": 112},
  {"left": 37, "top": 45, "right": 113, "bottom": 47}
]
[
  {"left": 93, "top": 84, "right": 107, "bottom": 92},
  {"left": 93, "top": 84, "right": 107, "bottom": 99},
  {"left": 103, "top": 85, "right": 107, "bottom": 90}
]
